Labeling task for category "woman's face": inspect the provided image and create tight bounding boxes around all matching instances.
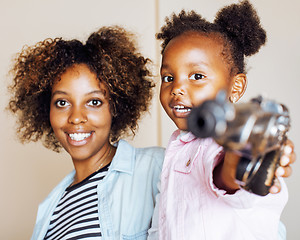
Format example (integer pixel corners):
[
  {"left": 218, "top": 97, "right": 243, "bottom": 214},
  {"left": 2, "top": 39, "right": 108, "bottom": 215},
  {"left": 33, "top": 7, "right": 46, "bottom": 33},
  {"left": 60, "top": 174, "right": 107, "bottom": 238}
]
[
  {"left": 50, "top": 64, "right": 112, "bottom": 163},
  {"left": 160, "top": 32, "right": 233, "bottom": 131}
]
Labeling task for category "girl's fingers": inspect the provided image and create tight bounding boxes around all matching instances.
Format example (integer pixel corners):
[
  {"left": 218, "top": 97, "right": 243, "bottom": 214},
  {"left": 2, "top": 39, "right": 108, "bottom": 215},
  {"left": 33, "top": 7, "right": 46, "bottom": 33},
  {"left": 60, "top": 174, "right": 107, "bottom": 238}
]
[
  {"left": 280, "top": 152, "right": 296, "bottom": 166},
  {"left": 280, "top": 139, "right": 296, "bottom": 166},
  {"left": 269, "top": 178, "right": 281, "bottom": 194},
  {"left": 276, "top": 166, "right": 292, "bottom": 178}
]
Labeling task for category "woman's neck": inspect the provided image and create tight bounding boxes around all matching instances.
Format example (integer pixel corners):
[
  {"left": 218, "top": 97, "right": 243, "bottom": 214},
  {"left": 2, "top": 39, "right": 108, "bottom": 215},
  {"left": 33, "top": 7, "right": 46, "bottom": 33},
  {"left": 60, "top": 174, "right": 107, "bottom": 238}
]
[{"left": 72, "top": 144, "right": 116, "bottom": 185}]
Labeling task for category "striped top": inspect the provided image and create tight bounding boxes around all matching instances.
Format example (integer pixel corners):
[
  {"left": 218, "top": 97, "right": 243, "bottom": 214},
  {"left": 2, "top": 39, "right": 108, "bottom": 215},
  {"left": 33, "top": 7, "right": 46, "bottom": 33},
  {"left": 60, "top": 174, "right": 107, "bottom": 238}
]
[{"left": 44, "top": 165, "right": 109, "bottom": 240}]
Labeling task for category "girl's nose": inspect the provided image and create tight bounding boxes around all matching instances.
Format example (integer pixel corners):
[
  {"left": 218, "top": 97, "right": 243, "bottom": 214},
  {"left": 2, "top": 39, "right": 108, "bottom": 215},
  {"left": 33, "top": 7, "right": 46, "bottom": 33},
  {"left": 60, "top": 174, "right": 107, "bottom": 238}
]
[
  {"left": 68, "top": 108, "right": 87, "bottom": 124},
  {"left": 171, "top": 81, "right": 185, "bottom": 96}
]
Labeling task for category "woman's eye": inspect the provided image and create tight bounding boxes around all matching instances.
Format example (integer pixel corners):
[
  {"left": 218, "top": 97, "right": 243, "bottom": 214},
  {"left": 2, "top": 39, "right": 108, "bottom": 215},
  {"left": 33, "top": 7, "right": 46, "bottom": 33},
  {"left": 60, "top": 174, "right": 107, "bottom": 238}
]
[
  {"left": 55, "top": 100, "right": 70, "bottom": 108},
  {"left": 162, "top": 76, "right": 173, "bottom": 83},
  {"left": 190, "top": 73, "right": 205, "bottom": 80},
  {"left": 87, "top": 99, "right": 102, "bottom": 107}
]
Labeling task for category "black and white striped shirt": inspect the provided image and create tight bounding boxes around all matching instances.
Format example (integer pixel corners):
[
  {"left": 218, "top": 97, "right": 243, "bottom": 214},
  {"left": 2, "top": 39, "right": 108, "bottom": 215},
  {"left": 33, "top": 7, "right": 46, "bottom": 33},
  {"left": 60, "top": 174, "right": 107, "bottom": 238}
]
[{"left": 44, "top": 165, "right": 109, "bottom": 240}]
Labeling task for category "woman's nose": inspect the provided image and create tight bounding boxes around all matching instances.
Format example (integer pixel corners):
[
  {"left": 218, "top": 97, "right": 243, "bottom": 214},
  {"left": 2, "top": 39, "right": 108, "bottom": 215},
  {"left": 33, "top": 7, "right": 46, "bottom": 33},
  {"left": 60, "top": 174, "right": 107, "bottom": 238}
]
[{"left": 68, "top": 107, "right": 87, "bottom": 124}]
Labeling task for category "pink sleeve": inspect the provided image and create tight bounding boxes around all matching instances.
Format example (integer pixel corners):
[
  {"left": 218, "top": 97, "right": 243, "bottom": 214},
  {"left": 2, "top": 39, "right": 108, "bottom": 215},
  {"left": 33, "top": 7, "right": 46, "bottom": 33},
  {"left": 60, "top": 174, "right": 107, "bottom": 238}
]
[{"left": 202, "top": 138, "right": 288, "bottom": 210}]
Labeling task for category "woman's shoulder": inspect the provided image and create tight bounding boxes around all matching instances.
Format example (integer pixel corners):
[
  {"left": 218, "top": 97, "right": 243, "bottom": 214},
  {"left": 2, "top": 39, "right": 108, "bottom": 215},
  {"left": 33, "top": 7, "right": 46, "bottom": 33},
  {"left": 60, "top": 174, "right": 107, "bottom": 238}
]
[
  {"left": 136, "top": 145, "right": 165, "bottom": 158},
  {"left": 135, "top": 144, "right": 165, "bottom": 161},
  {"left": 118, "top": 139, "right": 165, "bottom": 168},
  {"left": 33, "top": 171, "right": 75, "bottom": 226}
]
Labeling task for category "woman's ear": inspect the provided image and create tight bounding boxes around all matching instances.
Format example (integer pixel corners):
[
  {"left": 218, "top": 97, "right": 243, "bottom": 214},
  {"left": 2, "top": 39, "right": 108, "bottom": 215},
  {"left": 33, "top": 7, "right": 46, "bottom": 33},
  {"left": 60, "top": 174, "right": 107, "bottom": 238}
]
[{"left": 229, "top": 73, "right": 247, "bottom": 103}]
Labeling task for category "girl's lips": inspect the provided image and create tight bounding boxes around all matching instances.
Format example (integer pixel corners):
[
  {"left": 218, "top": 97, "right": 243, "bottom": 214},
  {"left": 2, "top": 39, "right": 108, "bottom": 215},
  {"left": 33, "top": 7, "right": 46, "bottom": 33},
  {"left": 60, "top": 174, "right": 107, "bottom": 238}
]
[
  {"left": 171, "top": 105, "right": 192, "bottom": 118},
  {"left": 66, "top": 131, "right": 94, "bottom": 146}
]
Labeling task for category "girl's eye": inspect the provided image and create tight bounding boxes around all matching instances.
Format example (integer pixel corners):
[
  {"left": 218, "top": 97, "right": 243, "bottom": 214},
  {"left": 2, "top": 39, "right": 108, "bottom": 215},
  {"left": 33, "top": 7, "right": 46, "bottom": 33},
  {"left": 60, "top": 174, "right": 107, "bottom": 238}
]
[
  {"left": 162, "top": 76, "right": 174, "bottom": 83},
  {"left": 55, "top": 100, "right": 70, "bottom": 108},
  {"left": 87, "top": 99, "right": 102, "bottom": 107},
  {"left": 190, "top": 73, "right": 205, "bottom": 80}
]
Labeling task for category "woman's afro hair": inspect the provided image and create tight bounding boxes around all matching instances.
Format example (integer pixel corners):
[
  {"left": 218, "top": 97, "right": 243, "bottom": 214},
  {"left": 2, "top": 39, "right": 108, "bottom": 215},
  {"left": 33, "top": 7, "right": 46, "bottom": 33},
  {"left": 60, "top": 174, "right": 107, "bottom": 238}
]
[
  {"left": 8, "top": 26, "right": 154, "bottom": 152},
  {"left": 157, "top": 0, "right": 266, "bottom": 74}
]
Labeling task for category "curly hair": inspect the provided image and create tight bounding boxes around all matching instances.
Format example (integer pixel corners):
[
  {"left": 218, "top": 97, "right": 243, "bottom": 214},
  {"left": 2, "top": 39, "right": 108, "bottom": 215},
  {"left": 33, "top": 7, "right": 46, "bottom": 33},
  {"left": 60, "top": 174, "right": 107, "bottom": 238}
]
[
  {"left": 157, "top": 0, "right": 266, "bottom": 76},
  {"left": 8, "top": 26, "right": 154, "bottom": 152}
]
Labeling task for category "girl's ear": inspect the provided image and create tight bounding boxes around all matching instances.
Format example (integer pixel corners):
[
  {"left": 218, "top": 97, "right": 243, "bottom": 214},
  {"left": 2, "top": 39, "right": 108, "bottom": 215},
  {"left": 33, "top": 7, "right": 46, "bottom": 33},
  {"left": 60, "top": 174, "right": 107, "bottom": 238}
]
[{"left": 229, "top": 73, "right": 247, "bottom": 103}]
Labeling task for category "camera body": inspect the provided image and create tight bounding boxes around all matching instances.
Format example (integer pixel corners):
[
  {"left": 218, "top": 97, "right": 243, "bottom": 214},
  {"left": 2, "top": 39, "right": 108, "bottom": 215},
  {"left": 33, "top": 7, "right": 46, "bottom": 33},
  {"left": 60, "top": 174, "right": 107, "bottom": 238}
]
[{"left": 187, "top": 91, "right": 290, "bottom": 196}]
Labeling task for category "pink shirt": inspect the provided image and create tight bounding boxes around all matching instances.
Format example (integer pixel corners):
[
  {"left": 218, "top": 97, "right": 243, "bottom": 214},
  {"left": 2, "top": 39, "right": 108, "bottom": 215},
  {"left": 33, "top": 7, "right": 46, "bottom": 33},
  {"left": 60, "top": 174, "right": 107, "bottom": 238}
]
[{"left": 152, "top": 130, "right": 288, "bottom": 240}]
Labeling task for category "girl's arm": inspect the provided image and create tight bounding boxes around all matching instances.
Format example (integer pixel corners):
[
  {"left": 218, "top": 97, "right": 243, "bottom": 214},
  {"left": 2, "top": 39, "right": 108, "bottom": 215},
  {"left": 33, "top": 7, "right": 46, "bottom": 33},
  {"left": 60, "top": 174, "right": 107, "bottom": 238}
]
[
  {"left": 213, "top": 151, "right": 240, "bottom": 194},
  {"left": 213, "top": 139, "right": 296, "bottom": 194}
]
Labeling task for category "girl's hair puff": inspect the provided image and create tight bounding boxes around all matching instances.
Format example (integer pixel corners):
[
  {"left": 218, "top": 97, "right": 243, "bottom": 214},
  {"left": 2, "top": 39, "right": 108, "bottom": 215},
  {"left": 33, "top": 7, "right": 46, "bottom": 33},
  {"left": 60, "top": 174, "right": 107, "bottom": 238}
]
[
  {"left": 8, "top": 26, "right": 154, "bottom": 152},
  {"left": 157, "top": 0, "right": 266, "bottom": 75}
]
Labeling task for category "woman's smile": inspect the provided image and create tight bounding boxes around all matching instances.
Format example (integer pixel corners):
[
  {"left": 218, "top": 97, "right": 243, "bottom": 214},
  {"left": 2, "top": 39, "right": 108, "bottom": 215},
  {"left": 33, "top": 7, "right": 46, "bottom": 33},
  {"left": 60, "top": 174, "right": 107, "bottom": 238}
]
[
  {"left": 66, "top": 131, "right": 94, "bottom": 146},
  {"left": 68, "top": 132, "right": 92, "bottom": 141}
]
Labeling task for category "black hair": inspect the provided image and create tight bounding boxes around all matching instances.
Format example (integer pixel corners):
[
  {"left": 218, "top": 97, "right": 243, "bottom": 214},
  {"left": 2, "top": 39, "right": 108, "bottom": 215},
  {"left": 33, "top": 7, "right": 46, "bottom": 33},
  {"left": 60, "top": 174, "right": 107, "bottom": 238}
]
[{"left": 157, "top": 0, "right": 266, "bottom": 75}]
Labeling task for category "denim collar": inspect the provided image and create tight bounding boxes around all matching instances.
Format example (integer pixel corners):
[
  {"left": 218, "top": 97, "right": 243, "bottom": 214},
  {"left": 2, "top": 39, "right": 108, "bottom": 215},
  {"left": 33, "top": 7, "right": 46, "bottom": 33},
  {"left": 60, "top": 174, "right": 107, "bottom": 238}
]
[{"left": 109, "top": 139, "right": 135, "bottom": 175}]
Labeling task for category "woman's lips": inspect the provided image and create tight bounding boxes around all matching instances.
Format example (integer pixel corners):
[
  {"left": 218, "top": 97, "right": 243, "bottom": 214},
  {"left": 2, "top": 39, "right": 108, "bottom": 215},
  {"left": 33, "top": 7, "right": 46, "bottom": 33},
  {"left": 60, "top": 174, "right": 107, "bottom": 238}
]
[
  {"left": 66, "top": 132, "right": 93, "bottom": 146},
  {"left": 68, "top": 132, "right": 92, "bottom": 141}
]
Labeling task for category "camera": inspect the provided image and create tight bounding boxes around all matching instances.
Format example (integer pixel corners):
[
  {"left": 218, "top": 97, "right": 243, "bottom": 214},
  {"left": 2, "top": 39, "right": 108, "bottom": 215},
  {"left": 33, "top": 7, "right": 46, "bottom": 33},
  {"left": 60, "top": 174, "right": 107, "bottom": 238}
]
[{"left": 187, "top": 91, "right": 290, "bottom": 196}]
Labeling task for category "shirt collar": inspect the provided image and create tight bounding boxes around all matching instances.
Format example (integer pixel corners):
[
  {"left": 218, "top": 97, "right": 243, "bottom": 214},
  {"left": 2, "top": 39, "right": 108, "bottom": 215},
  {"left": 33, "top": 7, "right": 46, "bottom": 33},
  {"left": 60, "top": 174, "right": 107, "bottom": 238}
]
[
  {"left": 109, "top": 139, "right": 135, "bottom": 175},
  {"left": 173, "top": 130, "right": 198, "bottom": 143}
]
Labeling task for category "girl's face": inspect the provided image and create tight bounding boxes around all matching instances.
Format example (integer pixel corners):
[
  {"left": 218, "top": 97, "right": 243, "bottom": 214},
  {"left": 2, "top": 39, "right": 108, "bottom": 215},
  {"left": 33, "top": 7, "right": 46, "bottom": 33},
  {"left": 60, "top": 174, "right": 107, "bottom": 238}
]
[
  {"left": 50, "top": 64, "right": 112, "bottom": 163},
  {"left": 160, "top": 32, "right": 233, "bottom": 131}
]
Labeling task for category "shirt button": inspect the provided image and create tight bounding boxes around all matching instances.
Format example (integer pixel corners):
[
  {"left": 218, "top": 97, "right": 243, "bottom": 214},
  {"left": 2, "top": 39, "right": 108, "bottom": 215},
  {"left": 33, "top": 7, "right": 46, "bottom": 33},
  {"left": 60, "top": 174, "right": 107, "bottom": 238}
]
[{"left": 186, "top": 159, "right": 191, "bottom": 167}]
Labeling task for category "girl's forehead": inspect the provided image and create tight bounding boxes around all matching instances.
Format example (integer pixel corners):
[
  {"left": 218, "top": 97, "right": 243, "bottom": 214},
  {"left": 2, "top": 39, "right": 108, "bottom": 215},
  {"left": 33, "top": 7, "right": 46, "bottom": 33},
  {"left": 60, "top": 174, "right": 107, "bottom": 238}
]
[
  {"left": 167, "top": 31, "right": 224, "bottom": 50},
  {"left": 162, "top": 32, "right": 225, "bottom": 62},
  {"left": 161, "top": 31, "right": 232, "bottom": 80},
  {"left": 162, "top": 31, "right": 233, "bottom": 71}
]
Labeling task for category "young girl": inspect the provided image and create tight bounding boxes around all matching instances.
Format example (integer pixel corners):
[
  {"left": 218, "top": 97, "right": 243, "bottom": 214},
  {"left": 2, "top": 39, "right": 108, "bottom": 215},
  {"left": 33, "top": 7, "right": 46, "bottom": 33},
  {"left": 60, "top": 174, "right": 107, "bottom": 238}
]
[
  {"left": 149, "top": 1, "right": 295, "bottom": 239},
  {"left": 8, "top": 26, "right": 165, "bottom": 239}
]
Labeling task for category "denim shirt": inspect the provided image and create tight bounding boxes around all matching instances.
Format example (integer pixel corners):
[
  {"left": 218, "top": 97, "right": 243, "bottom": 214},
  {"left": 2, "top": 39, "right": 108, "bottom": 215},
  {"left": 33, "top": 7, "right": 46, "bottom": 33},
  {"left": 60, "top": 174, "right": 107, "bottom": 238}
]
[{"left": 31, "top": 140, "right": 164, "bottom": 240}]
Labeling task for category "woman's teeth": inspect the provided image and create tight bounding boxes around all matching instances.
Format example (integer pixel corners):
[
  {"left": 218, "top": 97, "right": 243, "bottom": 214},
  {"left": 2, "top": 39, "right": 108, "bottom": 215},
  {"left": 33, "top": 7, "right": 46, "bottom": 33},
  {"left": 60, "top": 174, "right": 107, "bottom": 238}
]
[
  {"left": 69, "top": 133, "right": 91, "bottom": 141},
  {"left": 174, "top": 105, "right": 191, "bottom": 113}
]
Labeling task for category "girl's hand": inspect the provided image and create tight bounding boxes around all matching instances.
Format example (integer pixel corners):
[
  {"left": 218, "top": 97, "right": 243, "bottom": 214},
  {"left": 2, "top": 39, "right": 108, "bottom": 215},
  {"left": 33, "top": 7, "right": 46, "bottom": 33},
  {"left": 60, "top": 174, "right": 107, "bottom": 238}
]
[
  {"left": 214, "top": 139, "right": 296, "bottom": 194},
  {"left": 269, "top": 139, "right": 296, "bottom": 194},
  {"left": 213, "top": 151, "right": 240, "bottom": 193}
]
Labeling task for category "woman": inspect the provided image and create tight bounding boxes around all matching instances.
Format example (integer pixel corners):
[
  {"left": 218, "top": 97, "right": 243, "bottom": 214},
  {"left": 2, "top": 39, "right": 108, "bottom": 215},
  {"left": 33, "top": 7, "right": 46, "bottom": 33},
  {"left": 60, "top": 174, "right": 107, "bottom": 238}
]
[{"left": 8, "top": 26, "right": 164, "bottom": 239}]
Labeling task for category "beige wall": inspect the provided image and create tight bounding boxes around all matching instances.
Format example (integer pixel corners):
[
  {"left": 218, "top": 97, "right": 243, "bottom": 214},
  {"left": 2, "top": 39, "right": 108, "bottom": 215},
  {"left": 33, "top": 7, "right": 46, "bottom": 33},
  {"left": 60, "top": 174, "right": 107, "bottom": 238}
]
[{"left": 1, "top": 0, "right": 299, "bottom": 239}]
